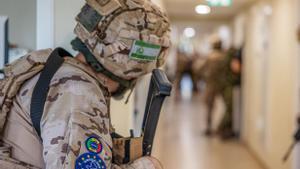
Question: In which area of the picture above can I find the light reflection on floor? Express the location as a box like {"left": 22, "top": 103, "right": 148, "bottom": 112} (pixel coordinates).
{"left": 152, "top": 77, "right": 264, "bottom": 169}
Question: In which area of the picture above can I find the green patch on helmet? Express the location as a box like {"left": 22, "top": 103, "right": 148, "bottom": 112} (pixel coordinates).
{"left": 129, "top": 40, "right": 161, "bottom": 61}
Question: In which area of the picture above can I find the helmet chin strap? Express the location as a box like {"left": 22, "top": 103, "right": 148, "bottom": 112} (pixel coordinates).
{"left": 113, "top": 81, "right": 136, "bottom": 102}
{"left": 71, "top": 38, "right": 136, "bottom": 99}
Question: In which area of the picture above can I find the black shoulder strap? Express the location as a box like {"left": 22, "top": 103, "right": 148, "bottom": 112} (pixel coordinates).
{"left": 30, "top": 48, "right": 72, "bottom": 138}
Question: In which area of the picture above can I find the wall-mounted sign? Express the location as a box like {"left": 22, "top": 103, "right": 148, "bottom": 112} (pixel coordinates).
{"left": 207, "top": 0, "right": 232, "bottom": 7}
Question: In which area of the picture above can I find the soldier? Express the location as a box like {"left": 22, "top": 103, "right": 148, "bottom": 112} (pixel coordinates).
{"left": 201, "top": 37, "right": 241, "bottom": 137}
{"left": 0, "top": 0, "right": 171, "bottom": 168}
{"left": 201, "top": 39, "right": 226, "bottom": 136}
{"left": 175, "top": 49, "right": 199, "bottom": 99}
{"left": 217, "top": 47, "right": 242, "bottom": 139}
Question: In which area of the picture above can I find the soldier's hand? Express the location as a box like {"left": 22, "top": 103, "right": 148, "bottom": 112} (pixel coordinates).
{"left": 143, "top": 156, "right": 163, "bottom": 169}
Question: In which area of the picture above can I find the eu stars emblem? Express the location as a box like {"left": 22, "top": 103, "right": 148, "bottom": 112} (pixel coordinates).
{"left": 75, "top": 153, "right": 106, "bottom": 169}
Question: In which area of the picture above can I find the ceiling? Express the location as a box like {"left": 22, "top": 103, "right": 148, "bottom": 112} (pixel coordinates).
{"left": 162, "top": 0, "right": 256, "bottom": 22}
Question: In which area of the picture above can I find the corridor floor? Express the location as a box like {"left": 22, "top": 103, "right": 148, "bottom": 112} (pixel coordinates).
{"left": 152, "top": 94, "right": 265, "bottom": 169}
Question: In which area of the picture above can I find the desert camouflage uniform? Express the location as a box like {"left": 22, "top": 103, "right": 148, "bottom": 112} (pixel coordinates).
{"left": 0, "top": 49, "right": 161, "bottom": 169}
{"left": 0, "top": 0, "right": 170, "bottom": 168}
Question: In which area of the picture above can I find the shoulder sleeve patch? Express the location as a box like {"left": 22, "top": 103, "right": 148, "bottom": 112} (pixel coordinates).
{"left": 75, "top": 152, "right": 106, "bottom": 169}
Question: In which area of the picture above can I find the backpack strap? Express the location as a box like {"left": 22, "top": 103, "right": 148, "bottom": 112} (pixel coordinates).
{"left": 30, "top": 48, "right": 72, "bottom": 138}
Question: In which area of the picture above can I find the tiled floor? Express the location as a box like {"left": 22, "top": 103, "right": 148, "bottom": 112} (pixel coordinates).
{"left": 152, "top": 94, "right": 264, "bottom": 169}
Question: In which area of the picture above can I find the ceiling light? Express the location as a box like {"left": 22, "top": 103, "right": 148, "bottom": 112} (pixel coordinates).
{"left": 183, "top": 27, "right": 196, "bottom": 38}
{"left": 195, "top": 5, "right": 211, "bottom": 15}
{"left": 207, "top": 0, "right": 232, "bottom": 7}
{"left": 263, "top": 5, "right": 272, "bottom": 15}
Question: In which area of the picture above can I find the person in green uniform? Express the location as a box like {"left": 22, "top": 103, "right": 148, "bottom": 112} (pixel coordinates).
{"left": 202, "top": 39, "right": 241, "bottom": 138}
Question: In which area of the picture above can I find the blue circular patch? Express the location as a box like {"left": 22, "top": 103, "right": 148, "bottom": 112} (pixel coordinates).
{"left": 75, "top": 152, "right": 106, "bottom": 169}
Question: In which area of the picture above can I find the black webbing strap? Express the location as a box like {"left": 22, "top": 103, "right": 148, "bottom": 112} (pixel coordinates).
{"left": 30, "top": 48, "right": 72, "bottom": 138}
{"left": 124, "top": 139, "right": 131, "bottom": 163}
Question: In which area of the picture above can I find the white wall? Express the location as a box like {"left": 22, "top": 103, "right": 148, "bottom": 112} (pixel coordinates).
{"left": 233, "top": 0, "right": 299, "bottom": 168}
{"left": 36, "top": 0, "right": 54, "bottom": 50}
{"left": 232, "top": 13, "right": 246, "bottom": 48}
{"left": 267, "top": 1, "right": 298, "bottom": 168}
{"left": 0, "top": 0, "right": 36, "bottom": 50}
{"left": 53, "top": 0, "right": 84, "bottom": 53}
{"left": 293, "top": 0, "right": 300, "bottom": 168}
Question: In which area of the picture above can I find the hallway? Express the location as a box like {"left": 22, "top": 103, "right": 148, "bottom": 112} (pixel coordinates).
{"left": 0, "top": 0, "right": 299, "bottom": 168}
{"left": 152, "top": 95, "right": 264, "bottom": 169}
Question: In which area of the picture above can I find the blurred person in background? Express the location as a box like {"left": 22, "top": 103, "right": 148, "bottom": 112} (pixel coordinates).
{"left": 192, "top": 52, "right": 207, "bottom": 93}
{"left": 217, "top": 47, "right": 242, "bottom": 139}
{"left": 175, "top": 48, "right": 199, "bottom": 99}
{"left": 201, "top": 38, "right": 226, "bottom": 136}
{"left": 201, "top": 37, "right": 242, "bottom": 138}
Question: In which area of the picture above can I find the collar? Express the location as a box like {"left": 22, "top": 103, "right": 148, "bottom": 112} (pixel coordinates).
{"left": 64, "top": 57, "right": 111, "bottom": 94}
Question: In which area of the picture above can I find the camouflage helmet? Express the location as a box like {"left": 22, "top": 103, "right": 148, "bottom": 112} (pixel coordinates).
{"left": 72, "top": 0, "right": 171, "bottom": 86}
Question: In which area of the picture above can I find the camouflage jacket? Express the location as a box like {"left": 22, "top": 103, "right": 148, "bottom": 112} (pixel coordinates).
{"left": 0, "top": 49, "right": 160, "bottom": 169}
{"left": 201, "top": 50, "right": 235, "bottom": 90}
